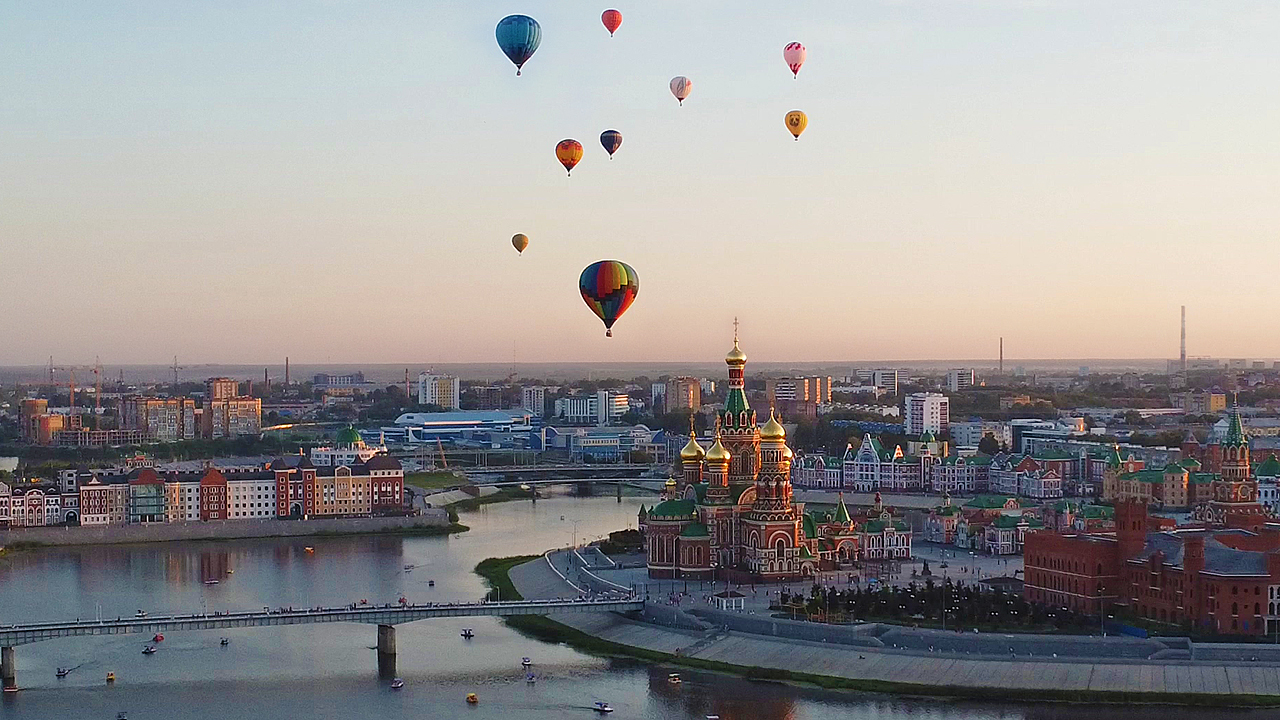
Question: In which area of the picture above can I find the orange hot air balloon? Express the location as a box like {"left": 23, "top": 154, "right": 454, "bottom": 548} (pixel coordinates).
{"left": 556, "top": 139, "right": 583, "bottom": 176}
{"left": 785, "top": 110, "right": 808, "bottom": 140}
{"left": 601, "top": 9, "right": 622, "bottom": 36}
{"left": 512, "top": 234, "right": 529, "bottom": 255}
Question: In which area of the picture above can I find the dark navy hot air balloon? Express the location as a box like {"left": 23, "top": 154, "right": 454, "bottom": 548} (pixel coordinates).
{"left": 600, "top": 130, "right": 622, "bottom": 159}
{"left": 496, "top": 15, "right": 542, "bottom": 76}
{"left": 579, "top": 260, "right": 639, "bottom": 337}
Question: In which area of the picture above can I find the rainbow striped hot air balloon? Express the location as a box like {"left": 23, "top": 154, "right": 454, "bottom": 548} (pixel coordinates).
{"left": 579, "top": 260, "right": 639, "bottom": 337}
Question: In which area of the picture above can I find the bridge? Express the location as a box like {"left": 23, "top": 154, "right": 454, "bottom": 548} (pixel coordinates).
{"left": 0, "top": 597, "right": 643, "bottom": 689}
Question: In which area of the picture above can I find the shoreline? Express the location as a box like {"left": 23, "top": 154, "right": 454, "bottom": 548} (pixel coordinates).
{"left": 0, "top": 515, "right": 467, "bottom": 551}
{"left": 475, "top": 554, "right": 1280, "bottom": 708}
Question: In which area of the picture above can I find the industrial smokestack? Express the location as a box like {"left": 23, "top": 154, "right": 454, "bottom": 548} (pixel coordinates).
{"left": 999, "top": 337, "right": 1004, "bottom": 376}
{"left": 285, "top": 356, "right": 290, "bottom": 385}
{"left": 1180, "top": 305, "right": 1186, "bottom": 374}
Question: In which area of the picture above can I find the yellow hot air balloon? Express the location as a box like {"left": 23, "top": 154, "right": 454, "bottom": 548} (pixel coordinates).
{"left": 512, "top": 233, "right": 529, "bottom": 255}
{"left": 785, "top": 110, "right": 808, "bottom": 141}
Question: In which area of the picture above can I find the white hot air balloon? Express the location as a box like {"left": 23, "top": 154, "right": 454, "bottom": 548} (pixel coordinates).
{"left": 669, "top": 76, "right": 692, "bottom": 106}
{"left": 783, "top": 42, "right": 806, "bottom": 78}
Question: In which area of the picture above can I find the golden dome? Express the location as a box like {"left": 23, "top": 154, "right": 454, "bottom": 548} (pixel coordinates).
{"left": 760, "top": 409, "right": 786, "bottom": 441}
{"left": 704, "top": 436, "right": 731, "bottom": 464}
{"left": 679, "top": 435, "right": 706, "bottom": 461}
{"left": 725, "top": 339, "right": 747, "bottom": 365}
{"left": 782, "top": 444, "right": 794, "bottom": 460}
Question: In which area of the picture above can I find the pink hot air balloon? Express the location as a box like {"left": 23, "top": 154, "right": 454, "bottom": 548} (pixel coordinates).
{"left": 783, "top": 42, "right": 806, "bottom": 79}
{"left": 669, "top": 76, "right": 692, "bottom": 106}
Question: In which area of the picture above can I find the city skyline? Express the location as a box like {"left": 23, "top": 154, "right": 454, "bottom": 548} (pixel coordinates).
{"left": 6, "top": 2, "right": 1280, "bottom": 364}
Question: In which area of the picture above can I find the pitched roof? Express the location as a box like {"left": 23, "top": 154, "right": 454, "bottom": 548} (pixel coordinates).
{"left": 1225, "top": 406, "right": 1248, "bottom": 448}
{"left": 649, "top": 499, "right": 696, "bottom": 519}
{"left": 833, "top": 494, "right": 851, "bottom": 524}
{"left": 1256, "top": 455, "right": 1280, "bottom": 477}
{"left": 679, "top": 523, "right": 710, "bottom": 538}
{"left": 964, "top": 495, "right": 1018, "bottom": 509}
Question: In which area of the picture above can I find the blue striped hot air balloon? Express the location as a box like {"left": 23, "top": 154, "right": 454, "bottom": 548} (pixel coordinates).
{"left": 496, "top": 15, "right": 542, "bottom": 76}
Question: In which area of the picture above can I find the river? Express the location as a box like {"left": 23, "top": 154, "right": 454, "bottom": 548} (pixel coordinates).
{"left": 0, "top": 494, "right": 1269, "bottom": 719}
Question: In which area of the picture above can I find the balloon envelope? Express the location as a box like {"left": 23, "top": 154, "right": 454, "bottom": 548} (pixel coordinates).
{"left": 669, "top": 76, "right": 692, "bottom": 105}
{"left": 512, "top": 233, "right": 529, "bottom": 254}
{"left": 600, "top": 130, "right": 623, "bottom": 158}
{"left": 602, "top": 9, "right": 622, "bottom": 36}
{"left": 556, "top": 139, "right": 583, "bottom": 175}
{"left": 580, "top": 260, "right": 640, "bottom": 337}
{"left": 496, "top": 15, "right": 542, "bottom": 75}
{"left": 783, "top": 42, "right": 807, "bottom": 78}
{"left": 785, "top": 110, "right": 808, "bottom": 140}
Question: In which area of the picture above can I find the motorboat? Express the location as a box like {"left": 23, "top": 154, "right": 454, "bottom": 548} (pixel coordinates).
{"left": 56, "top": 667, "right": 70, "bottom": 678}
{"left": 134, "top": 610, "right": 147, "bottom": 618}
{"left": 404, "top": 564, "right": 416, "bottom": 571}
{"left": 525, "top": 673, "right": 536, "bottom": 684}
{"left": 204, "top": 580, "right": 219, "bottom": 585}
{"left": 106, "top": 672, "right": 116, "bottom": 683}
{"left": 304, "top": 547, "right": 315, "bottom": 554}
{"left": 465, "top": 693, "right": 479, "bottom": 704}
{"left": 521, "top": 657, "right": 532, "bottom": 667}
{"left": 152, "top": 634, "right": 164, "bottom": 642}
{"left": 460, "top": 629, "right": 474, "bottom": 639}
{"left": 706, "top": 716, "right": 721, "bottom": 719}
{"left": 141, "top": 646, "right": 156, "bottom": 655}
{"left": 667, "top": 673, "right": 682, "bottom": 684}
{"left": 116, "top": 713, "right": 128, "bottom": 720}
{"left": 390, "top": 678, "right": 405, "bottom": 690}
{"left": 592, "top": 702, "right": 613, "bottom": 713}
{"left": 220, "top": 638, "right": 229, "bottom": 646}
{"left": 428, "top": 580, "right": 435, "bottom": 587}
{"left": 226, "top": 569, "right": 234, "bottom": 574}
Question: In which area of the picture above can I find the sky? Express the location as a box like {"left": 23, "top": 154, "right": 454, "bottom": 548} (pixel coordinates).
{"left": 3, "top": 1, "right": 1280, "bottom": 366}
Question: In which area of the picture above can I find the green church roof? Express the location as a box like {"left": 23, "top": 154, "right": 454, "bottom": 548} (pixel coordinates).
{"left": 679, "top": 523, "right": 710, "bottom": 538}
{"left": 649, "top": 499, "right": 696, "bottom": 519}
{"left": 833, "top": 495, "right": 851, "bottom": 524}
{"left": 1256, "top": 455, "right": 1280, "bottom": 477}
{"left": 335, "top": 426, "right": 362, "bottom": 445}
{"left": 801, "top": 513, "right": 818, "bottom": 539}
{"left": 1225, "top": 406, "right": 1248, "bottom": 448}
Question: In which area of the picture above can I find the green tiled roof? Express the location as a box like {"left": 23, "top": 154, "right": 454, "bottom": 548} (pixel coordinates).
{"left": 649, "top": 499, "right": 696, "bottom": 519}
{"left": 1191, "top": 472, "right": 1217, "bottom": 485}
{"left": 935, "top": 505, "right": 959, "bottom": 516}
{"left": 679, "top": 523, "right": 710, "bottom": 538}
{"left": 1256, "top": 455, "right": 1280, "bottom": 477}
{"left": 833, "top": 495, "right": 851, "bottom": 524}
{"left": 802, "top": 513, "right": 818, "bottom": 539}
{"left": 1033, "top": 449, "right": 1074, "bottom": 461}
{"left": 1225, "top": 407, "right": 1247, "bottom": 448}
{"left": 1163, "top": 462, "right": 1188, "bottom": 474}
{"left": 1179, "top": 458, "right": 1202, "bottom": 470}
{"left": 799, "top": 545, "right": 816, "bottom": 559}
{"left": 863, "top": 519, "right": 910, "bottom": 533}
{"left": 692, "top": 483, "right": 708, "bottom": 501}
{"left": 992, "top": 515, "right": 1043, "bottom": 529}
{"left": 1082, "top": 505, "right": 1113, "bottom": 519}
{"left": 1106, "top": 446, "right": 1124, "bottom": 468}
{"left": 1120, "top": 469, "right": 1165, "bottom": 483}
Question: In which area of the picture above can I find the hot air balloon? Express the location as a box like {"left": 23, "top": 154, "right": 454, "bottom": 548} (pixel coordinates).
{"left": 496, "top": 15, "right": 541, "bottom": 76}
{"left": 600, "top": 130, "right": 622, "bottom": 159}
{"left": 579, "top": 260, "right": 639, "bottom": 337}
{"left": 785, "top": 110, "right": 808, "bottom": 140}
{"left": 669, "top": 76, "right": 692, "bottom": 106}
{"left": 602, "top": 9, "right": 622, "bottom": 36}
{"left": 783, "top": 42, "right": 806, "bottom": 79}
{"left": 512, "top": 234, "right": 529, "bottom": 255}
{"left": 556, "top": 139, "right": 583, "bottom": 176}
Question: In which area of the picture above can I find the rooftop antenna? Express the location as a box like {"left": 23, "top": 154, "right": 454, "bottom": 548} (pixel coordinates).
{"left": 999, "top": 337, "right": 1003, "bottom": 376}
{"left": 1180, "top": 305, "right": 1187, "bottom": 376}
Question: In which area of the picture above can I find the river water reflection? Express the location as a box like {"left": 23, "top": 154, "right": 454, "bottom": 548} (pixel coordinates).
{"left": 0, "top": 494, "right": 1271, "bottom": 719}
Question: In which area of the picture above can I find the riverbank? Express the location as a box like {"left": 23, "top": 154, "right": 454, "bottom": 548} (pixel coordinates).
{"left": 478, "top": 553, "right": 1280, "bottom": 708}
{"left": 0, "top": 511, "right": 464, "bottom": 548}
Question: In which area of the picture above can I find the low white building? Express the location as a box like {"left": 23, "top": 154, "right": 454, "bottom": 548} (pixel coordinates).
{"left": 228, "top": 477, "right": 277, "bottom": 519}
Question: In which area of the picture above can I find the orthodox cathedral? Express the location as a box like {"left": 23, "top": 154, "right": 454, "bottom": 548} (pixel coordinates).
{"left": 638, "top": 333, "right": 911, "bottom": 580}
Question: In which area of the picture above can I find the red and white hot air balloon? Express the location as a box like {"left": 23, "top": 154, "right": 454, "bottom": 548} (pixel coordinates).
{"left": 601, "top": 9, "right": 622, "bottom": 36}
{"left": 783, "top": 42, "right": 806, "bottom": 79}
{"left": 669, "top": 76, "right": 692, "bottom": 106}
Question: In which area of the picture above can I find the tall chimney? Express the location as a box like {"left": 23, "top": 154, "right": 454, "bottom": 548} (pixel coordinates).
{"left": 999, "top": 337, "right": 1004, "bottom": 376}
{"left": 285, "top": 356, "right": 290, "bottom": 385}
{"left": 1180, "top": 305, "right": 1187, "bottom": 374}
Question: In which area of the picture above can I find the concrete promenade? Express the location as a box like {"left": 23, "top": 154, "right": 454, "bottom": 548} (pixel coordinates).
{"left": 0, "top": 510, "right": 451, "bottom": 547}
{"left": 508, "top": 552, "right": 1280, "bottom": 700}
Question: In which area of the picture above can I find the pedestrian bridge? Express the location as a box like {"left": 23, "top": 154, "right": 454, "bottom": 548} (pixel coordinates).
{"left": 0, "top": 597, "right": 644, "bottom": 647}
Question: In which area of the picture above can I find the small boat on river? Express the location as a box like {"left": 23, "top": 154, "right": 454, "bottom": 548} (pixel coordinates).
{"left": 220, "top": 638, "right": 229, "bottom": 646}
{"left": 390, "top": 678, "right": 405, "bottom": 690}
{"left": 141, "top": 646, "right": 156, "bottom": 655}
{"left": 461, "top": 628, "right": 474, "bottom": 639}
{"left": 106, "top": 672, "right": 116, "bottom": 683}
{"left": 667, "top": 673, "right": 682, "bottom": 685}
{"left": 204, "top": 580, "right": 219, "bottom": 585}
{"left": 56, "top": 667, "right": 70, "bottom": 678}
{"left": 152, "top": 634, "right": 164, "bottom": 642}
{"left": 466, "top": 692, "right": 479, "bottom": 704}
{"left": 134, "top": 610, "right": 147, "bottom": 618}
{"left": 521, "top": 657, "right": 532, "bottom": 667}
{"left": 592, "top": 701, "right": 613, "bottom": 713}
{"left": 526, "top": 673, "right": 536, "bottom": 684}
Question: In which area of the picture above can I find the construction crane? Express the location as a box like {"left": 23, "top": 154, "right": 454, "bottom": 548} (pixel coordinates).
{"left": 171, "top": 356, "right": 186, "bottom": 386}
{"left": 93, "top": 356, "right": 102, "bottom": 414}
{"left": 435, "top": 437, "right": 449, "bottom": 470}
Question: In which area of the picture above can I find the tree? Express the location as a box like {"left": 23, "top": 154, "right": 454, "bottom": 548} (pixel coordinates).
{"left": 977, "top": 433, "right": 1001, "bottom": 455}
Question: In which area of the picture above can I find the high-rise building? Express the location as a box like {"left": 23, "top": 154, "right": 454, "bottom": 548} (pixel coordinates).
{"left": 312, "top": 372, "right": 365, "bottom": 387}
{"left": 904, "top": 392, "right": 949, "bottom": 436}
{"left": 946, "top": 369, "right": 975, "bottom": 392}
{"left": 768, "top": 376, "right": 832, "bottom": 404}
{"left": 857, "top": 369, "right": 899, "bottom": 396}
{"left": 203, "top": 397, "right": 262, "bottom": 438}
{"left": 417, "top": 373, "right": 461, "bottom": 409}
{"left": 664, "top": 377, "right": 701, "bottom": 412}
{"left": 469, "top": 385, "right": 504, "bottom": 410}
{"left": 650, "top": 383, "right": 667, "bottom": 414}
{"left": 521, "top": 386, "right": 548, "bottom": 416}
{"left": 554, "top": 390, "right": 628, "bottom": 425}
{"left": 121, "top": 397, "right": 197, "bottom": 441}
{"left": 206, "top": 377, "right": 239, "bottom": 401}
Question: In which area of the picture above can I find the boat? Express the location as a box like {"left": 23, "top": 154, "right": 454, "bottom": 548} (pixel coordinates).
{"left": 465, "top": 692, "right": 479, "bottom": 704}
{"left": 204, "top": 580, "right": 219, "bottom": 585}
{"left": 460, "top": 629, "right": 474, "bottom": 639}
{"left": 304, "top": 547, "right": 315, "bottom": 554}
{"left": 521, "top": 657, "right": 532, "bottom": 667}
{"left": 428, "top": 580, "right": 435, "bottom": 587}
{"left": 667, "top": 673, "right": 682, "bottom": 684}
{"left": 106, "top": 672, "right": 116, "bottom": 683}
{"left": 592, "top": 701, "right": 613, "bottom": 713}
{"left": 706, "top": 716, "right": 721, "bottom": 719}
{"left": 404, "top": 564, "right": 415, "bottom": 571}
{"left": 56, "top": 667, "right": 70, "bottom": 678}
{"left": 220, "top": 638, "right": 229, "bottom": 646}
{"left": 525, "top": 673, "right": 536, "bottom": 684}
{"left": 117, "top": 713, "right": 128, "bottom": 720}
{"left": 134, "top": 610, "right": 147, "bottom": 618}
{"left": 152, "top": 634, "right": 164, "bottom": 642}
{"left": 226, "top": 569, "right": 234, "bottom": 574}
{"left": 390, "top": 678, "right": 405, "bottom": 690}
{"left": 141, "top": 646, "right": 156, "bottom": 655}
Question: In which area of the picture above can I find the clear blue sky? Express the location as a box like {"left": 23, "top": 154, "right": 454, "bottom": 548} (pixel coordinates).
{"left": 4, "top": 1, "right": 1280, "bottom": 365}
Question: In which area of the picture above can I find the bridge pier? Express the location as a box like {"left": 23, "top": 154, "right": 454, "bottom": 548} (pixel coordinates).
{"left": 1, "top": 646, "right": 15, "bottom": 691}
{"left": 376, "top": 624, "right": 396, "bottom": 678}
{"left": 617, "top": 481, "right": 622, "bottom": 503}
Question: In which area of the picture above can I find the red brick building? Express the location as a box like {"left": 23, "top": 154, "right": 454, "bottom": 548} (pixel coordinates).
{"left": 199, "top": 468, "right": 228, "bottom": 521}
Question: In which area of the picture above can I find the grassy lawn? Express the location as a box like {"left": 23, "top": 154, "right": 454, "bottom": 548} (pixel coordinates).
{"left": 404, "top": 471, "right": 469, "bottom": 492}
